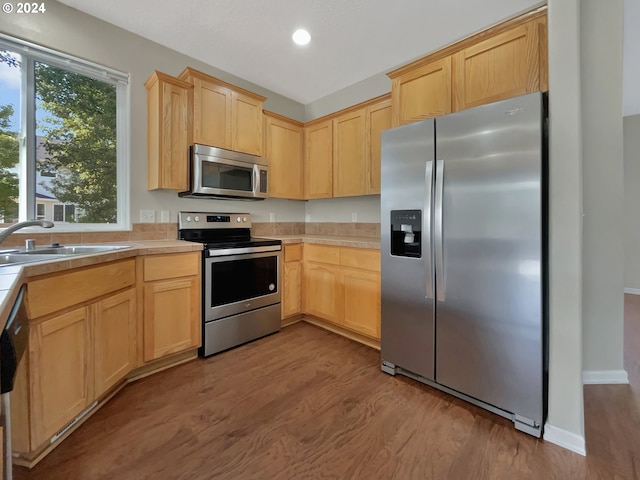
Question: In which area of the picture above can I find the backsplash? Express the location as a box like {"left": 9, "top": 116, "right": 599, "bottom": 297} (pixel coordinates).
{"left": 1, "top": 222, "right": 380, "bottom": 248}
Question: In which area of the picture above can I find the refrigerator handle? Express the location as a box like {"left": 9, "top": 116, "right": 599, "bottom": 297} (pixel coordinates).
{"left": 434, "top": 159, "right": 445, "bottom": 302}
{"left": 425, "top": 160, "right": 434, "bottom": 300}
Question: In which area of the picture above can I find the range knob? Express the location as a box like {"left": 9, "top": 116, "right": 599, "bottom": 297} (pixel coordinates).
{"left": 186, "top": 215, "right": 192, "bottom": 222}
{"left": 243, "top": 216, "right": 248, "bottom": 222}
{"left": 194, "top": 216, "right": 200, "bottom": 222}
{"left": 237, "top": 216, "right": 242, "bottom": 223}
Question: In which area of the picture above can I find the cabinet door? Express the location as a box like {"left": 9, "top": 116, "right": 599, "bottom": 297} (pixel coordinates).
{"left": 341, "top": 269, "right": 381, "bottom": 339}
{"left": 452, "top": 20, "right": 540, "bottom": 111}
{"left": 94, "top": 289, "right": 136, "bottom": 398}
{"left": 143, "top": 277, "right": 201, "bottom": 362}
{"left": 304, "top": 120, "right": 333, "bottom": 199}
{"left": 30, "top": 307, "right": 91, "bottom": 448}
{"left": 283, "top": 261, "right": 303, "bottom": 319}
{"left": 391, "top": 57, "right": 452, "bottom": 127}
{"left": 333, "top": 108, "right": 367, "bottom": 197}
{"left": 304, "top": 263, "right": 341, "bottom": 323}
{"left": 192, "top": 77, "right": 232, "bottom": 149}
{"left": 265, "top": 114, "right": 304, "bottom": 199}
{"left": 366, "top": 98, "right": 392, "bottom": 194}
{"left": 232, "top": 91, "right": 264, "bottom": 156}
{"left": 146, "top": 72, "right": 192, "bottom": 191}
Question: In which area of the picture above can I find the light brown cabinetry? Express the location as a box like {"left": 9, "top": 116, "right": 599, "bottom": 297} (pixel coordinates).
{"left": 304, "top": 119, "right": 333, "bottom": 199}
{"left": 366, "top": 97, "right": 392, "bottom": 194}
{"left": 140, "top": 252, "right": 201, "bottom": 362}
{"left": 333, "top": 107, "right": 367, "bottom": 197}
{"left": 390, "top": 57, "right": 452, "bottom": 127}
{"left": 264, "top": 112, "right": 304, "bottom": 199}
{"left": 452, "top": 19, "right": 541, "bottom": 111}
{"left": 94, "top": 289, "right": 136, "bottom": 398}
{"left": 14, "top": 259, "right": 137, "bottom": 455}
{"left": 145, "top": 71, "right": 192, "bottom": 191}
{"left": 303, "top": 245, "right": 381, "bottom": 340}
{"left": 388, "top": 8, "right": 547, "bottom": 123}
{"left": 29, "top": 307, "right": 92, "bottom": 448}
{"left": 179, "top": 67, "right": 265, "bottom": 156}
{"left": 282, "top": 244, "right": 303, "bottom": 319}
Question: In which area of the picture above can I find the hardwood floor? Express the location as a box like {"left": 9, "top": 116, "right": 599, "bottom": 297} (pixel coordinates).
{"left": 14, "top": 300, "right": 640, "bottom": 480}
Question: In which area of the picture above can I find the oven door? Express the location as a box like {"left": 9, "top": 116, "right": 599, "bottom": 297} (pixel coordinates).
{"left": 204, "top": 249, "right": 281, "bottom": 322}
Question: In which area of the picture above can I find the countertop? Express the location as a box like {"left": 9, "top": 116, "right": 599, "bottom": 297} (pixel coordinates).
{"left": 0, "top": 240, "right": 203, "bottom": 332}
{"left": 265, "top": 234, "right": 380, "bottom": 250}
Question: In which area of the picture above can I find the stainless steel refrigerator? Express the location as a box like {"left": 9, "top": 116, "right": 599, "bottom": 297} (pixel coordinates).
{"left": 380, "top": 92, "right": 547, "bottom": 437}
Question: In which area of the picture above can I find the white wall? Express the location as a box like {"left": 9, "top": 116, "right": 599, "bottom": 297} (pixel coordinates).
{"left": 581, "top": 0, "right": 625, "bottom": 376}
{"left": 624, "top": 114, "right": 640, "bottom": 290}
{"left": 544, "top": 0, "right": 585, "bottom": 453}
{"left": 1, "top": 0, "right": 307, "bottom": 224}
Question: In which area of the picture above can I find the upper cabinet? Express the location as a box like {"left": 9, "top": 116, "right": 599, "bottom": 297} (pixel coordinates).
{"left": 145, "top": 71, "right": 192, "bottom": 191}
{"left": 264, "top": 112, "right": 304, "bottom": 199}
{"left": 452, "top": 19, "right": 541, "bottom": 111}
{"left": 179, "top": 67, "right": 265, "bottom": 156}
{"left": 333, "top": 107, "right": 367, "bottom": 197}
{"left": 304, "top": 119, "right": 334, "bottom": 199}
{"left": 390, "top": 57, "right": 452, "bottom": 127}
{"left": 388, "top": 8, "right": 547, "bottom": 124}
{"left": 365, "top": 97, "right": 392, "bottom": 194}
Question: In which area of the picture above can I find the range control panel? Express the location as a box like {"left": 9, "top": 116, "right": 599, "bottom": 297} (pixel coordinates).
{"left": 178, "top": 212, "right": 252, "bottom": 229}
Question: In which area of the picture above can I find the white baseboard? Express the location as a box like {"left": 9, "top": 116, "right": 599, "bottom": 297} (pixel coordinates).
{"left": 543, "top": 424, "right": 586, "bottom": 456}
{"left": 624, "top": 287, "right": 640, "bottom": 295}
{"left": 582, "top": 370, "right": 629, "bottom": 384}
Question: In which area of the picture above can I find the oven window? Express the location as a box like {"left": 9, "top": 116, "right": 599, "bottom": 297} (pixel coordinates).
{"left": 210, "top": 255, "right": 278, "bottom": 307}
{"left": 202, "top": 162, "right": 253, "bottom": 192}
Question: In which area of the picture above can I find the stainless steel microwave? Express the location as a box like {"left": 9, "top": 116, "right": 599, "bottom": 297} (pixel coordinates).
{"left": 179, "top": 144, "right": 269, "bottom": 200}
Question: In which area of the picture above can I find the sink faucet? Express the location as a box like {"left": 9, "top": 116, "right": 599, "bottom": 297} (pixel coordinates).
{"left": 0, "top": 220, "right": 54, "bottom": 246}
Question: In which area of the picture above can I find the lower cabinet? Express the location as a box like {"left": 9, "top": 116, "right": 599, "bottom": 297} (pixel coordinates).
{"left": 23, "top": 285, "right": 137, "bottom": 451}
{"left": 282, "top": 244, "right": 303, "bottom": 320}
{"left": 140, "top": 252, "right": 201, "bottom": 362}
{"left": 302, "top": 245, "right": 381, "bottom": 340}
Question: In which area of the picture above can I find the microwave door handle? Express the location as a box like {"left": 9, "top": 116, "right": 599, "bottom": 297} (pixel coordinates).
{"left": 252, "top": 164, "right": 260, "bottom": 197}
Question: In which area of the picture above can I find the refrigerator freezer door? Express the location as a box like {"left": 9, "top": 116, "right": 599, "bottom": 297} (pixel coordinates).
{"left": 434, "top": 92, "right": 544, "bottom": 425}
{"left": 381, "top": 119, "right": 436, "bottom": 381}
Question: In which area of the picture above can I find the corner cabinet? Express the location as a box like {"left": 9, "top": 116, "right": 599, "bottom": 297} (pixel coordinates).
{"left": 12, "top": 259, "right": 136, "bottom": 454}
{"left": 303, "top": 245, "right": 381, "bottom": 340}
{"left": 365, "top": 96, "right": 392, "bottom": 194}
{"left": 264, "top": 112, "right": 304, "bottom": 199}
{"left": 333, "top": 107, "right": 367, "bottom": 197}
{"left": 140, "top": 252, "right": 201, "bottom": 362}
{"left": 179, "top": 67, "right": 265, "bottom": 156}
{"left": 145, "top": 71, "right": 193, "bottom": 191}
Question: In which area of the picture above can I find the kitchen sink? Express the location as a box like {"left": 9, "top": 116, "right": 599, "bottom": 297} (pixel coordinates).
{"left": 0, "top": 245, "right": 131, "bottom": 267}
{"left": 0, "top": 254, "right": 61, "bottom": 266}
{"left": 20, "top": 245, "right": 131, "bottom": 255}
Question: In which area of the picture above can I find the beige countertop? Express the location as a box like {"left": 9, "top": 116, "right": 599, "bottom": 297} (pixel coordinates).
{"left": 0, "top": 240, "right": 203, "bottom": 331}
{"left": 266, "top": 234, "right": 380, "bottom": 250}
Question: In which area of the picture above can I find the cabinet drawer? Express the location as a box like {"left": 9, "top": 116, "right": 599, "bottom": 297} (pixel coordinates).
{"left": 28, "top": 259, "right": 135, "bottom": 319}
{"left": 304, "top": 244, "right": 340, "bottom": 265}
{"left": 284, "top": 244, "right": 303, "bottom": 262}
{"left": 143, "top": 252, "right": 200, "bottom": 281}
{"left": 340, "top": 248, "right": 380, "bottom": 272}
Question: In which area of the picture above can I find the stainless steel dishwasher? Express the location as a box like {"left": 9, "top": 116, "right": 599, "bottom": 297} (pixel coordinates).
{"left": 1, "top": 285, "right": 29, "bottom": 480}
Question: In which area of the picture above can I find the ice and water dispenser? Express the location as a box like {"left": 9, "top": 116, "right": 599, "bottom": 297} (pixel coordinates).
{"left": 390, "top": 210, "right": 422, "bottom": 258}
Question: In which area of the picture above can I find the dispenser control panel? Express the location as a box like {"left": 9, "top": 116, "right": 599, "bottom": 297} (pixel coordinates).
{"left": 390, "top": 209, "right": 422, "bottom": 258}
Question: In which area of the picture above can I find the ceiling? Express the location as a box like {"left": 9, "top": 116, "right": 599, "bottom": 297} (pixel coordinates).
{"left": 58, "top": 0, "right": 638, "bottom": 115}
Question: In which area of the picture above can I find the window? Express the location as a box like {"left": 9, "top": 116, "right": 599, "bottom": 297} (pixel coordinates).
{"left": 0, "top": 34, "right": 129, "bottom": 230}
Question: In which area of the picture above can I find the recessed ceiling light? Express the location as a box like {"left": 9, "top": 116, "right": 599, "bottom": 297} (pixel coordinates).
{"left": 292, "top": 29, "right": 311, "bottom": 46}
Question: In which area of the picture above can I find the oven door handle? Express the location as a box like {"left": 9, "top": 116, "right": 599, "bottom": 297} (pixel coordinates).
{"left": 206, "top": 245, "right": 282, "bottom": 257}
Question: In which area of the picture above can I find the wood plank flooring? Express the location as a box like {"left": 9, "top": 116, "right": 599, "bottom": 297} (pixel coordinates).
{"left": 14, "top": 297, "right": 640, "bottom": 479}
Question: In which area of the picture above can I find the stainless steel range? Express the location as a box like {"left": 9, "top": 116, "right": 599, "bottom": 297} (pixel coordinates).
{"left": 178, "top": 212, "right": 282, "bottom": 357}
